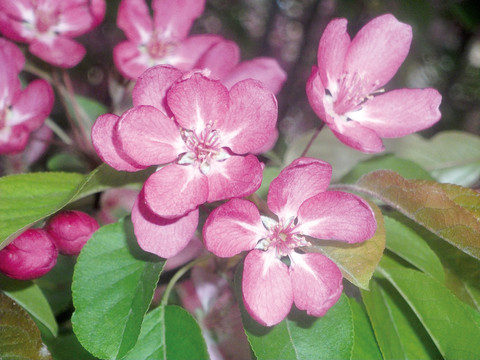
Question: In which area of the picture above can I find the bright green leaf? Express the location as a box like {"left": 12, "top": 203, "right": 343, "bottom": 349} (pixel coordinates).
{"left": 308, "top": 201, "right": 386, "bottom": 289}
{"left": 349, "top": 298, "right": 382, "bottom": 360}
{"left": 377, "top": 256, "right": 480, "bottom": 359}
{"left": 384, "top": 216, "right": 445, "bottom": 282}
{"left": 0, "top": 292, "right": 52, "bottom": 360}
{"left": 123, "top": 305, "right": 209, "bottom": 360}
{"left": 71, "top": 218, "right": 165, "bottom": 360}
{"left": 0, "top": 274, "right": 58, "bottom": 337}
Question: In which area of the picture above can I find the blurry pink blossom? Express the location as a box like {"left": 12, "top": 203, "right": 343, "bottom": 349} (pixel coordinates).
{"left": 114, "top": 0, "right": 222, "bottom": 79}
{"left": 203, "top": 157, "right": 377, "bottom": 326}
{"left": 0, "top": 229, "right": 58, "bottom": 280}
{"left": 0, "top": 0, "right": 106, "bottom": 68}
{"left": 306, "top": 14, "right": 442, "bottom": 153}
{"left": 0, "top": 39, "right": 54, "bottom": 154}
{"left": 92, "top": 65, "right": 277, "bottom": 258}
{"left": 98, "top": 188, "right": 140, "bottom": 224}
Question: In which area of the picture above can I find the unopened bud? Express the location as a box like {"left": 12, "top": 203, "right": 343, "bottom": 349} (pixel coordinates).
{"left": 0, "top": 229, "right": 58, "bottom": 280}
{"left": 46, "top": 211, "right": 99, "bottom": 255}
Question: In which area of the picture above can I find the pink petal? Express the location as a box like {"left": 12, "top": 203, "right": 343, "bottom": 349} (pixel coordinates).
{"left": 0, "top": 125, "right": 29, "bottom": 154}
{"left": 116, "top": 105, "right": 184, "bottom": 167}
{"left": 91, "top": 113, "right": 145, "bottom": 171}
{"left": 222, "top": 57, "right": 287, "bottom": 94}
{"left": 345, "top": 14, "right": 412, "bottom": 91}
{"left": 317, "top": 18, "right": 350, "bottom": 91}
{"left": 0, "top": 14, "right": 30, "bottom": 42}
{"left": 152, "top": 0, "right": 205, "bottom": 40}
{"left": 167, "top": 73, "right": 229, "bottom": 131}
{"left": 290, "top": 252, "right": 343, "bottom": 317}
{"left": 132, "top": 191, "right": 199, "bottom": 258}
{"left": 89, "top": 0, "right": 106, "bottom": 28}
{"left": 194, "top": 39, "right": 240, "bottom": 81}
{"left": 252, "top": 127, "right": 278, "bottom": 155}
{"left": 144, "top": 164, "right": 208, "bottom": 218}
{"left": 132, "top": 65, "right": 183, "bottom": 111}
{"left": 203, "top": 198, "right": 265, "bottom": 258}
{"left": 242, "top": 250, "right": 293, "bottom": 326}
{"left": 220, "top": 79, "right": 278, "bottom": 154}
{"left": 170, "top": 34, "right": 224, "bottom": 71}
{"left": 0, "top": 38, "right": 25, "bottom": 72}
{"left": 113, "top": 41, "right": 149, "bottom": 80}
{"left": 206, "top": 155, "right": 264, "bottom": 203}
{"left": 117, "top": 0, "right": 152, "bottom": 44}
{"left": 306, "top": 67, "right": 327, "bottom": 122}
{"left": 348, "top": 88, "right": 442, "bottom": 138}
{"left": 29, "top": 37, "right": 86, "bottom": 68}
{"left": 0, "top": 50, "right": 21, "bottom": 105}
{"left": 267, "top": 158, "right": 332, "bottom": 220}
{"left": 10, "top": 79, "right": 54, "bottom": 131}
{"left": 297, "top": 191, "right": 376, "bottom": 243}
{"left": 329, "top": 120, "right": 384, "bottom": 153}
{"left": 164, "top": 236, "right": 205, "bottom": 271}
{"left": 55, "top": 4, "right": 94, "bottom": 37}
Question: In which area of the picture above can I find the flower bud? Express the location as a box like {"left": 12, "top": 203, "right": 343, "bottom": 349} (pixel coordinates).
{"left": 46, "top": 211, "right": 99, "bottom": 255}
{"left": 0, "top": 229, "right": 58, "bottom": 280}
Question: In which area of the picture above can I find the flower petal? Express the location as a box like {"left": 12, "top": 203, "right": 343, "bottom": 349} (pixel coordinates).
{"left": 242, "top": 250, "right": 293, "bottom": 326}
{"left": 91, "top": 113, "right": 145, "bottom": 171}
{"left": 117, "top": 0, "right": 152, "bottom": 44}
{"left": 348, "top": 88, "right": 442, "bottom": 138}
{"left": 113, "top": 41, "right": 150, "bottom": 80}
{"left": 0, "top": 38, "right": 25, "bottom": 72}
{"left": 345, "top": 14, "right": 412, "bottom": 91}
{"left": 206, "top": 154, "right": 263, "bottom": 203}
{"left": 194, "top": 39, "right": 240, "bottom": 81}
{"left": 132, "top": 65, "right": 183, "bottom": 111}
{"left": 29, "top": 37, "right": 86, "bottom": 68}
{"left": 297, "top": 191, "right": 376, "bottom": 243}
{"left": 0, "top": 125, "right": 29, "bottom": 154}
{"left": 169, "top": 34, "right": 223, "bottom": 71}
{"left": 54, "top": 3, "right": 95, "bottom": 37}
{"left": 167, "top": 73, "right": 229, "bottom": 131}
{"left": 290, "top": 252, "right": 343, "bottom": 317}
{"left": 132, "top": 191, "right": 198, "bottom": 258}
{"left": 222, "top": 57, "right": 287, "bottom": 94}
{"left": 306, "top": 67, "right": 327, "bottom": 122}
{"left": 220, "top": 79, "right": 278, "bottom": 154}
{"left": 152, "top": 0, "right": 205, "bottom": 40}
{"left": 267, "top": 158, "right": 332, "bottom": 220}
{"left": 203, "top": 198, "right": 265, "bottom": 258}
{"left": 144, "top": 164, "right": 208, "bottom": 218}
{"left": 116, "top": 105, "right": 184, "bottom": 166}
{"left": 329, "top": 119, "right": 384, "bottom": 153}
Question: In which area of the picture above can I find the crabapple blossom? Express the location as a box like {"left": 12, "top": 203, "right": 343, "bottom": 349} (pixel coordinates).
{"left": 306, "top": 14, "right": 442, "bottom": 153}
{"left": 92, "top": 65, "right": 278, "bottom": 258}
{"left": 0, "top": 229, "right": 58, "bottom": 280}
{"left": 114, "top": 0, "right": 222, "bottom": 79}
{"left": 45, "top": 211, "right": 99, "bottom": 255}
{"left": 0, "top": 0, "right": 106, "bottom": 68}
{"left": 203, "top": 157, "right": 377, "bottom": 326}
{"left": 0, "top": 39, "right": 54, "bottom": 154}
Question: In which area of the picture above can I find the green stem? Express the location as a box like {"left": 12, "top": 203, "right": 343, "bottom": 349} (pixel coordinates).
{"left": 300, "top": 122, "right": 325, "bottom": 157}
{"left": 45, "top": 118, "right": 73, "bottom": 145}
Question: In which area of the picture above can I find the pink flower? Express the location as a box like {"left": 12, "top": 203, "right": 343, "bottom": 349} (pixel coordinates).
{"left": 306, "top": 14, "right": 442, "bottom": 153}
{"left": 0, "top": 229, "right": 58, "bottom": 280}
{"left": 203, "top": 157, "right": 377, "bottom": 326}
{"left": 114, "top": 0, "right": 222, "bottom": 79}
{"left": 92, "top": 65, "right": 278, "bottom": 258}
{"left": 0, "top": 39, "right": 54, "bottom": 154}
{"left": 0, "top": 0, "right": 106, "bottom": 68}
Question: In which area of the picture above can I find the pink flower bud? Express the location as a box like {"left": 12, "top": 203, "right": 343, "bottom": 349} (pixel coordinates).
{"left": 0, "top": 229, "right": 58, "bottom": 280}
{"left": 46, "top": 211, "right": 99, "bottom": 256}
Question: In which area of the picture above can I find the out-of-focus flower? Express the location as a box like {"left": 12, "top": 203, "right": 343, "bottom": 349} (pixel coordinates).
{"left": 0, "top": 229, "right": 58, "bottom": 280}
{"left": 203, "top": 157, "right": 377, "bottom": 326}
{"left": 0, "top": 0, "right": 106, "bottom": 68}
{"left": 98, "top": 188, "right": 140, "bottom": 224}
{"left": 45, "top": 210, "right": 99, "bottom": 255}
{"left": 114, "top": 0, "right": 222, "bottom": 79}
{"left": 92, "top": 65, "right": 277, "bottom": 258}
{"left": 306, "top": 14, "right": 442, "bottom": 153}
{"left": 0, "top": 39, "right": 54, "bottom": 154}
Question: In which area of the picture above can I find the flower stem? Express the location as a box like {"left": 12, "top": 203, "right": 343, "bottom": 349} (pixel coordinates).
{"left": 300, "top": 122, "right": 325, "bottom": 157}
{"left": 45, "top": 118, "right": 73, "bottom": 145}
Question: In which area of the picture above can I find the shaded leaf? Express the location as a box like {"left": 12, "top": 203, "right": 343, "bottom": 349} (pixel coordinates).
{"left": 46, "top": 332, "right": 98, "bottom": 360}
{"left": 71, "top": 218, "right": 165, "bottom": 360}
{"left": 123, "top": 305, "right": 209, "bottom": 360}
{"left": 0, "top": 292, "right": 52, "bottom": 360}
{"left": 349, "top": 298, "right": 382, "bottom": 360}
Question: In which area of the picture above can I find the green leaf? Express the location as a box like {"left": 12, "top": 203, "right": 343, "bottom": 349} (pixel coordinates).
{"left": 385, "top": 131, "right": 480, "bottom": 186}
{"left": 242, "top": 293, "right": 354, "bottom": 360}
{"left": 354, "top": 170, "right": 480, "bottom": 259}
{"left": 71, "top": 218, "right": 165, "bottom": 360}
{"left": 0, "top": 274, "right": 58, "bottom": 337}
{"left": 0, "top": 292, "right": 52, "bottom": 360}
{"left": 384, "top": 216, "right": 445, "bottom": 282}
{"left": 45, "top": 332, "right": 98, "bottom": 360}
{"left": 256, "top": 166, "right": 281, "bottom": 199}
{"left": 377, "top": 256, "right": 480, "bottom": 359}
{"left": 123, "top": 305, "right": 209, "bottom": 360}
{"left": 47, "top": 153, "right": 88, "bottom": 173}
{"left": 361, "top": 277, "right": 441, "bottom": 360}
{"left": 341, "top": 154, "right": 433, "bottom": 183}
{"left": 349, "top": 298, "right": 382, "bottom": 360}
{"left": 76, "top": 95, "right": 108, "bottom": 125}
{"left": 308, "top": 201, "right": 386, "bottom": 289}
